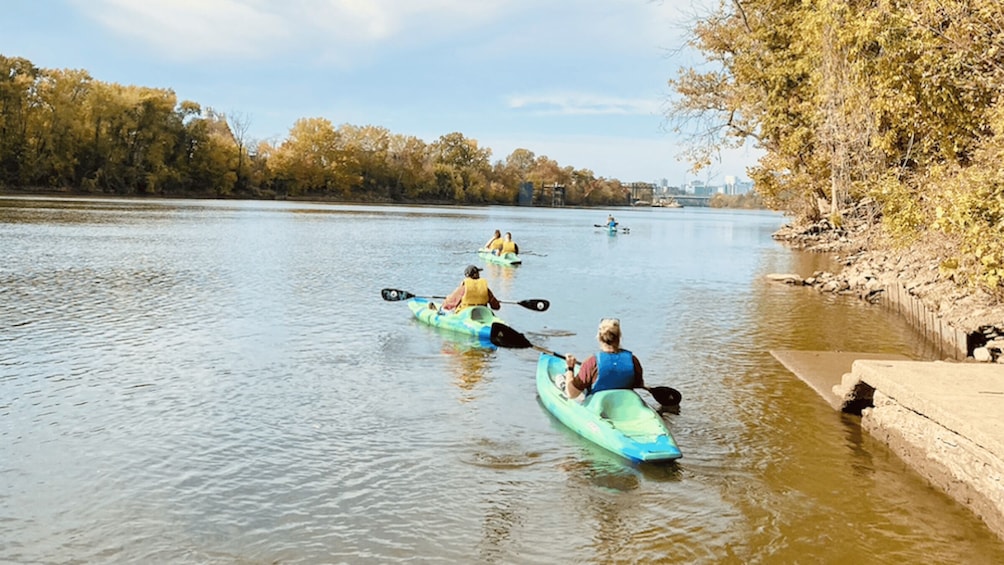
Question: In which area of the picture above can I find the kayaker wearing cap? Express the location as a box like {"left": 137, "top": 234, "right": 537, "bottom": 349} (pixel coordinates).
{"left": 442, "top": 265, "right": 501, "bottom": 312}
{"left": 563, "top": 318, "right": 644, "bottom": 400}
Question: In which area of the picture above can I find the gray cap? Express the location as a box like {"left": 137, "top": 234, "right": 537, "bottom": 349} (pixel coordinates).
{"left": 464, "top": 265, "right": 482, "bottom": 277}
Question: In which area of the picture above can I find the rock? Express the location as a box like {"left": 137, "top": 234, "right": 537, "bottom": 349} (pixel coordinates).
{"left": 767, "top": 273, "right": 804, "bottom": 285}
{"left": 973, "top": 347, "right": 993, "bottom": 362}
{"left": 772, "top": 217, "right": 1004, "bottom": 360}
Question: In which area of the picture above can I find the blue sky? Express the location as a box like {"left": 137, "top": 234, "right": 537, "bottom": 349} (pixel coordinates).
{"left": 3, "top": 0, "right": 759, "bottom": 185}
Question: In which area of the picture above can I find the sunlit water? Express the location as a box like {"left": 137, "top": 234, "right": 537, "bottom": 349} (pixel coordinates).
{"left": 2, "top": 196, "right": 1002, "bottom": 564}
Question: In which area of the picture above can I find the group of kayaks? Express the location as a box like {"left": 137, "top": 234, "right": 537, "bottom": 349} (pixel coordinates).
{"left": 380, "top": 234, "right": 681, "bottom": 464}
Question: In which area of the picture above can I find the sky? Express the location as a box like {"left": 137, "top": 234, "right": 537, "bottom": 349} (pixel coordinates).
{"left": 2, "top": 0, "right": 760, "bottom": 185}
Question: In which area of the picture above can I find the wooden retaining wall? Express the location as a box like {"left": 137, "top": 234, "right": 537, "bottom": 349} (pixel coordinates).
{"left": 880, "top": 284, "right": 970, "bottom": 360}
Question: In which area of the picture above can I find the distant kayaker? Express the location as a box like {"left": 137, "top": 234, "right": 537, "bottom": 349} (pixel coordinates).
{"left": 483, "top": 229, "right": 503, "bottom": 252}
{"left": 606, "top": 214, "right": 617, "bottom": 228}
{"left": 442, "top": 265, "right": 501, "bottom": 312}
{"left": 563, "top": 318, "right": 644, "bottom": 400}
{"left": 499, "top": 232, "right": 519, "bottom": 256}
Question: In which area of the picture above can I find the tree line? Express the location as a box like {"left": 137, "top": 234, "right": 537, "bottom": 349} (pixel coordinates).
{"left": 0, "top": 55, "right": 634, "bottom": 206}
{"left": 671, "top": 0, "right": 1004, "bottom": 294}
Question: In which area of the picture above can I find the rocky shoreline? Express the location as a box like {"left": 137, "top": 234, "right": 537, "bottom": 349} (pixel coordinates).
{"left": 769, "top": 218, "right": 1004, "bottom": 362}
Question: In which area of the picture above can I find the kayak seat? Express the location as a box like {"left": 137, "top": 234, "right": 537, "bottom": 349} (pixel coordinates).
{"left": 467, "top": 306, "right": 493, "bottom": 323}
{"left": 591, "top": 390, "right": 645, "bottom": 420}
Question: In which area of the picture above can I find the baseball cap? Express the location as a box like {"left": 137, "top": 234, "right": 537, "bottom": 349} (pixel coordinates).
{"left": 464, "top": 265, "right": 482, "bottom": 277}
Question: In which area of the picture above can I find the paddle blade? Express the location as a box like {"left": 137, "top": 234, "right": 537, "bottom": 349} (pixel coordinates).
{"left": 647, "top": 386, "right": 682, "bottom": 407}
{"left": 489, "top": 323, "right": 533, "bottom": 349}
{"left": 517, "top": 298, "right": 550, "bottom": 312}
{"left": 381, "top": 288, "right": 416, "bottom": 301}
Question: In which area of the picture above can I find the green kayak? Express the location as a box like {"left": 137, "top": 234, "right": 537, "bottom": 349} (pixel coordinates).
{"left": 536, "top": 353, "right": 682, "bottom": 462}
{"left": 406, "top": 296, "right": 502, "bottom": 343}
{"left": 478, "top": 248, "right": 521, "bottom": 266}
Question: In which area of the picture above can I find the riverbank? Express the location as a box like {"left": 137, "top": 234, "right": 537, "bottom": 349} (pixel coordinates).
{"left": 770, "top": 218, "right": 1004, "bottom": 541}
{"left": 773, "top": 350, "right": 1004, "bottom": 541}
{"left": 771, "top": 217, "right": 1004, "bottom": 361}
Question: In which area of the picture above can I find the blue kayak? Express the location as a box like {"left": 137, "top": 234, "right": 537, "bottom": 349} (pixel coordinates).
{"left": 406, "top": 297, "right": 504, "bottom": 342}
{"left": 536, "top": 353, "right": 682, "bottom": 462}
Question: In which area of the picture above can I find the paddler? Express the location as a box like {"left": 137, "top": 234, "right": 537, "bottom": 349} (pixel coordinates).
{"left": 499, "top": 232, "right": 519, "bottom": 256}
{"left": 563, "top": 318, "right": 644, "bottom": 400}
{"left": 442, "top": 265, "right": 501, "bottom": 312}
{"left": 483, "top": 229, "right": 503, "bottom": 252}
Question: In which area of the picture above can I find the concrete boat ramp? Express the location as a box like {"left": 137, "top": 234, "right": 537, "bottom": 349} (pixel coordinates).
{"left": 772, "top": 350, "right": 1004, "bottom": 540}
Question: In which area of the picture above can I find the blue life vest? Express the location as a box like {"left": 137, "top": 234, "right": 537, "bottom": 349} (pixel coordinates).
{"left": 591, "top": 350, "right": 635, "bottom": 393}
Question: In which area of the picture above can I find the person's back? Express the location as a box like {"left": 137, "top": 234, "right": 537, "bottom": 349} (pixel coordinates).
{"left": 591, "top": 349, "right": 636, "bottom": 393}
{"left": 563, "top": 319, "right": 643, "bottom": 399}
{"left": 459, "top": 276, "right": 490, "bottom": 309}
{"left": 484, "top": 229, "right": 502, "bottom": 251}
{"left": 500, "top": 232, "right": 518, "bottom": 255}
{"left": 443, "top": 265, "right": 501, "bottom": 312}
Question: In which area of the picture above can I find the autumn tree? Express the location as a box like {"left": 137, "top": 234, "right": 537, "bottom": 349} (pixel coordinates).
{"left": 429, "top": 132, "right": 492, "bottom": 202}
{"left": 270, "top": 117, "right": 358, "bottom": 197}
{"left": 672, "top": 0, "right": 1004, "bottom": 294}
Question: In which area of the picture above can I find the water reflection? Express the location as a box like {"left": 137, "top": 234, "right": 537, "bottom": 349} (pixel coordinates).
{"left": 407, "top": 319, "right": 495, "bottom": 395}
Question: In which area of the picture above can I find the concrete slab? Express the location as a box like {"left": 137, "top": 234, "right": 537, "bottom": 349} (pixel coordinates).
{"left": 770, "top": 350, "right": 911, "bottom": 410}
{"left": 854, "top": 360, "right": 1004, "bottom": 462}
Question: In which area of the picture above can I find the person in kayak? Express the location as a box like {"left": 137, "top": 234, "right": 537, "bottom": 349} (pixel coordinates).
{"left": 442, "top": 265, "right": 501, "bottom": 312}
{"left": 483, "top": 229, "right": 503, "bottom": 252}
{"left": 499, "top": 232, "right": 519, "bottom": 256}
{"left": 563, "top": 318, "right": 643, "bottom": 400}
{"left": 606, "top": 214, "right": 617, "bottom": 228}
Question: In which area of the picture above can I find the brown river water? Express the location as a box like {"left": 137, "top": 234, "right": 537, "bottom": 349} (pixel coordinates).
{"left": 2, "top": 196, "right": 1002, "bottom": 563}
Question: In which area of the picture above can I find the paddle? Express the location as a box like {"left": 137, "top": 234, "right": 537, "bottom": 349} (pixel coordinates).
{"left": 593, "top": 224, "right": 630, "bottom": 233}
{"left": 489, "top": 323, "right": 682, "bottom": 407}
{"left": 380, "top": 288, "right": 550, "bottom": 312}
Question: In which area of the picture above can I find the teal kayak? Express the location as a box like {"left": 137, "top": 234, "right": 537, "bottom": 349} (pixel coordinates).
{"left": 406, "top": 297, "right": 503, "bottom": 342}
{"left": 536, "top": 353, "right": 682, "bottom": 462}
{"left": 478, "top": 248, "right": 521, "bottom": 266}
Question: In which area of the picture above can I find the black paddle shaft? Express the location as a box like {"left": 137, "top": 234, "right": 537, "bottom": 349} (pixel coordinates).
{"left": 381, "top": 288, "right": 549, "bottom": 311}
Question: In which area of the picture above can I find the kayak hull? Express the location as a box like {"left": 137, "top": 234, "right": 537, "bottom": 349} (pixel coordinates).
{"left": 478, "top": 248, "right": 521, "bottom": 266}
{"left": 535, "top": 353, "right": 682, "bottom": 462}
{"left": 406, "top": 297, "right": 501, "bottom": 342}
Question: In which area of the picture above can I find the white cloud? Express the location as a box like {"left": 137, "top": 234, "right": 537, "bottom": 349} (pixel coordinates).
{"left": 507, "top": 92, "right": 662, "bottom": 116}
{"left": 72, "top": 0, "right": 515, "bottom": 63}
{"left": 77, "top": 0, "right": 289, "bottom": 59}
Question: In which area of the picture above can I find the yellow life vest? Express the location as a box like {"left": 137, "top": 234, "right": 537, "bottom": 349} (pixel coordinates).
{"left": 459, "top": 277, "right": 489, "bottom": 310}
{"left": 501, "top": 240, "right": 517, "bottom": 255}
{"left": 489, "top": 238, "right": 504, "bottom": 251}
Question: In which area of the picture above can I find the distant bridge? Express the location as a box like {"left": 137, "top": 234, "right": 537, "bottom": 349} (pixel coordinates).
{"left": 670, "top": 195, "right": 712, "bottom": 207}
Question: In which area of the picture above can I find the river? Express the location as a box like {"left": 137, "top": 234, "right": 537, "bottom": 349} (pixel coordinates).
{"left": 2, "top": 196, "right": 1002, "bottom": 564}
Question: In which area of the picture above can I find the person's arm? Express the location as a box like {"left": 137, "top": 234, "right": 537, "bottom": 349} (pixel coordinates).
{"left": 442, "top": 283, "right": 464, "bottom": 310}
{"left": 514, "top": 243, "right": 519, "bottom": 255}
{"left": 487, "top": 289, "right": 501, "bottom": 310}
{"left": 565, "top": 355, "right": 597, "bottom": 399}
{"left": 564, "top": 354, "right": 581, "bottom": 398}
{"left": 632, "top": 355, "right": 644, "bottom": 388}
